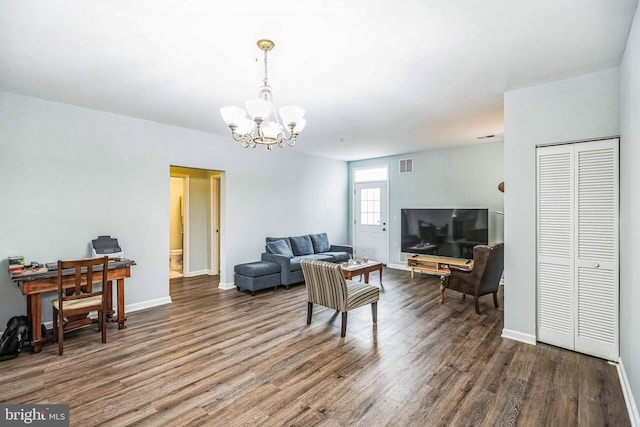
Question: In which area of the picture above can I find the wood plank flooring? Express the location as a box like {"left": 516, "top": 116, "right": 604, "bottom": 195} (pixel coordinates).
{"left": 0, "top": 267, "right": 630, "bottom": 426}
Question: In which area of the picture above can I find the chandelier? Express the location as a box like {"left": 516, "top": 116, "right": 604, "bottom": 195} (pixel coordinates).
{"left": 220, "top": 39, "right": 306, "bottom": 149}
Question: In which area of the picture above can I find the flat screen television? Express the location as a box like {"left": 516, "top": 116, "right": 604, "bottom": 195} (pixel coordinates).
{"left": 401, "top": 208, "right": 489, "bottom": 259}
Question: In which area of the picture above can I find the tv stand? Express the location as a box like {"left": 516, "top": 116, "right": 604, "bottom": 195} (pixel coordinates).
{"left": 406, "top": 255, "right": 473, "bottom": 278}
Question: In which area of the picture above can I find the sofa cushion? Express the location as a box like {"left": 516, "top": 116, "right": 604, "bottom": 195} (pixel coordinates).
{"left": 266, "top": 239, "right": 294, "bottom": 258}
{"left": 322, "top": 251, "right": 350, "bottom": 262}
{"left": 310, "top": 233, "right": 331, "bottom": 253}
{"left": 266, "top": 237, "right": 292, "bottom": 252}
{"left": 290, "top": 235, "right": 314, "bottom": 256}
{"left": 290, "top": 254, "right": 334, "bottom": 271}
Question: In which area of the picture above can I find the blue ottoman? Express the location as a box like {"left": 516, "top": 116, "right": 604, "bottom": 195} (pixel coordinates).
{"left": 234, "top": 261, "right": 281, "bottom": 296}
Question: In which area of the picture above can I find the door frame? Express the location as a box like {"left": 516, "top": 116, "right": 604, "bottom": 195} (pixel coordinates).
{"left": 352, "top": 165, "right": 389, "bottom": 264}
{"left": 170, "top": 173, "right": 190, "bottom": 277}
{"left": 209, "top": 174, "right": 220, "bottom": 275}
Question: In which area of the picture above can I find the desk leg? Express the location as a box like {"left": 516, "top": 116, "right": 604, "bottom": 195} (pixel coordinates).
{"left": 105, "top": 280, "right": 115, "bottom": 320}
{"left": 117, "top": 278, "right": 126, "bottom": 329}
{"left": 27, "top": 294, "right": 44, "bottom": 353}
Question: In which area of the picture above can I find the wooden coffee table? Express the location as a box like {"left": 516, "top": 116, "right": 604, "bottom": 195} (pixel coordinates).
{"left": 340, "top": 260, "right": 383, "bottom": 285}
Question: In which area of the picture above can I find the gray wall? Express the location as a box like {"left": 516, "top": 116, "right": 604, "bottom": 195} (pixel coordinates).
{"left": 0, "top": 91, "right": 349, "bottom": 324}
{"left": 349, "top": 141, "right": 504, "bottom": 267}
{"left": 620, "top": 3, "right": 640, "bottom": 417}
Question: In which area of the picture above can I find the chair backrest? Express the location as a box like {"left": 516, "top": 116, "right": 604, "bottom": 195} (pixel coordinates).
{"left": 473, "top": 243, "right": 504, "bottom": 293}
{"left": 56, "top": 256, "right": 109, "bottom": 311}
{"left": 300, "top": 259, "right": 348, "bottom": 312}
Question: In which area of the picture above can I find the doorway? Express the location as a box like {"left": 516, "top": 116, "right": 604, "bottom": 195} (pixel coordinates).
{"left": 169, "top": 175, "right": 187, "bottom": 278}
{"left": 353, "top": 165, "right": 389, "bottom": 263}
{"left": 170, "top": 166, "right": 222, "bottom": 279}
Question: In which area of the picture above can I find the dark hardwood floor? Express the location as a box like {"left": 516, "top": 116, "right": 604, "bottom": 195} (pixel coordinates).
{"left": 0, "top": 267, "right": 630, "bottom": 426}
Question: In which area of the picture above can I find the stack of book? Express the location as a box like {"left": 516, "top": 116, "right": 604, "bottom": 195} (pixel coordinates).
{"left": 8, "top": 256, "right": 25, "bottom": 272}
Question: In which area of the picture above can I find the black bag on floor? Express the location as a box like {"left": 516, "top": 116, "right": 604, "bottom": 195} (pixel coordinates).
{"left": 0, "top": 316, "right": 31, "bottom": 361}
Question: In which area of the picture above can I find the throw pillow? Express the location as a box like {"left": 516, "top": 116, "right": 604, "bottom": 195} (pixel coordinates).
{"left": 310, "top": 233, "right": 331, "bottom": 253}
{"left": 289, "top": 235, "right": 314, "bottom": 256}
{"left": 266, "top": 239, "right": 294, "bottom": 258}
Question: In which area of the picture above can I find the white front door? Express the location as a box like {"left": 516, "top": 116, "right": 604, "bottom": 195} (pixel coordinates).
{"left": 354, "top": 181, "right": 388, "bottom": 263}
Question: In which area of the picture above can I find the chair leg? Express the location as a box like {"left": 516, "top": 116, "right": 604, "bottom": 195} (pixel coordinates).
{"left": 58, "top": 311, "right": 64, "bottom": 356}
{"left": 341, "top": 312, "right": 347, "bottom": 337}
{"left": 493, "top": 292, "right": 499, "bottom": 308}
{"left": 52, "top": 307, "right": 58, "bottom": 343}
{"left": 474, "top": 296, "right": 481, "bottom": 315}
{"left": 307, "top": 302, "right": 313, "bottom": 325}
{"left": 101, "top": 309, "right": 107, "bottom": 344}
{"left": 371, "top": 302, "right": 378, "bottom": 323}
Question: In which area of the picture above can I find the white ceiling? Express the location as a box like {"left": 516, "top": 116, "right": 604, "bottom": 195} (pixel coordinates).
{"left": 0, "top": 1, "right": 637, "bottom": 161}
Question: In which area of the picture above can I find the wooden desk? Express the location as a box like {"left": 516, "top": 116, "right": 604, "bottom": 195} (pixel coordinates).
{"left": 11, "top": 258, "right": 136, "bottom": 353}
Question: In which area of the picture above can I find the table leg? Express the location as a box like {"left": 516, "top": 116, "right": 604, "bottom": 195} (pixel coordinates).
{"left": 379, "top": 266, "right": 383, "bottom": 284}
{"left": 117, "top": 278, "right": 126, "bottom": 329}
{"left": 105, "top": 280, "right": 115, "bottom": 320}
{"left": 364, "top": 272, "right": 370, "bottom": 284}
{"left": 27, "top": 294, "right": 44, "bottom": 353}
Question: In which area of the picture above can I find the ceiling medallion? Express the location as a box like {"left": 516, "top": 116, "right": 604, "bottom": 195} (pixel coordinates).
{"left": 220, "top": 39, "right": 306, "bottom": 150}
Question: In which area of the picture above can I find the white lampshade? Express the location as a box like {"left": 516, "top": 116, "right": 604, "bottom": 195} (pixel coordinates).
{"left": 279, "top": 105, "right": 305, "bottom": 126}
{"left": 220, "top": 106, "right": 246, "bottom": 126}
{"left": 236, "top": 118, "right": 255, "bottom": 135}
{"left": 245, "top": 99, "right": 272, "bottom": 120}
{"left": 261, "top": 121, "right": 282, "bottom": 139}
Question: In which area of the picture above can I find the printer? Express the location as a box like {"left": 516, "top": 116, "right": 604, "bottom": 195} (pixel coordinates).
{"left": 92, "top": 235, "right": 124, "bottom": 259}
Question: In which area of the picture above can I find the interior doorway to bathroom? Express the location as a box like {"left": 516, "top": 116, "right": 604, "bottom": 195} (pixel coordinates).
{"left": 169, "top": 174, "right": 186, "bottom": 278}
{"left": 169, "top": 166, "right": 222, "bottom": 280}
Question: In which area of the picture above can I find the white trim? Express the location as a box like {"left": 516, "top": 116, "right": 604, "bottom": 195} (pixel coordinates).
{"left": 185, "top": 269, "right": 209, "bottom": 278}
{"left": 501, "top": 329, "right": 537, "bottom": 345}
{"left": 209, "top": 175, "right": 221, "bottom": 275}
{"left": 617, "top": 357, "right": 640, "bottom": 427}
{"left": 387, "top": 263, "right": 410, "bottom": 271}
{"left": 125, "top": 296, "right": 172, "bottom": 313}
{"left": 218, "top": 281, "right": 235, "bottom": 290}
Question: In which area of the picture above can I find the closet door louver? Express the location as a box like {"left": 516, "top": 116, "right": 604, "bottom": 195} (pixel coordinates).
{"left": 536, "top": 138, "right": 619, "bottom": 361}
{"left": 574, "top": 140, "right": 618, "bottom": 360}
{"left": 537, "top": 146, "right": 574, "bottom": 349}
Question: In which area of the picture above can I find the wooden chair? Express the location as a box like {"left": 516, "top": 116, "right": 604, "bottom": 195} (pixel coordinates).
{"left": 301, "top": 259, "right": 379, "bottom": 337}
{"left": 52, "top": 256, "right": 109, "bottom": 355}
{"left": 439, "top": 244, "right": 504, "bottom": 314}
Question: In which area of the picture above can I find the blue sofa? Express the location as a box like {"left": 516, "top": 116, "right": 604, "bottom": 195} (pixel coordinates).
{"left": 261, "top": 233, "right": 352, "bottom": 287}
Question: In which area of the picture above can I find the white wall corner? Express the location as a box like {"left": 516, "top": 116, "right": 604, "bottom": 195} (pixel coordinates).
{"left": 617, "top": 357, "right": 640, "bottom": 427}
{"left": 501, "top": 328, "right": 537, "bottom": 345}
{"left": 218, "top": 281, "right": 236, "bottom": 290}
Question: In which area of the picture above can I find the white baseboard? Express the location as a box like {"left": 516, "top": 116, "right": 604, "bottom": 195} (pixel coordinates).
{"left": 185, "top": 269, "right": 209, "bottom": 278}
{"left": 125, "top": 296, "right": 172, "bottom": 313}
{"left": 387, "top": 263, "right": 410, "bottom": 271}
{"left": 218, "top": 281, "right": 235, "bottom": 290}
{"left": 617, "top": 357, "right": 640, "bottom": 427}
{"left": 501, "top": 328, "right": 536, "bottom": 345}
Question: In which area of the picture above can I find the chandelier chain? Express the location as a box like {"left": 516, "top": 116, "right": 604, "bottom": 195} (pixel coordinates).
{"left": 263, "top": 49, "right": 269, "bottom": 88}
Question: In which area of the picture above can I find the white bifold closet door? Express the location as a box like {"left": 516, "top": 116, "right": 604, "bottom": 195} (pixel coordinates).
{"left": 536, "top": 138, "right": 619, "bottom": 361}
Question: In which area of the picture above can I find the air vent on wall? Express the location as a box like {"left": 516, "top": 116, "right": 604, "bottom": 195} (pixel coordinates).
{"left": 399, "top": 158, "right": 413, "bottom": 174}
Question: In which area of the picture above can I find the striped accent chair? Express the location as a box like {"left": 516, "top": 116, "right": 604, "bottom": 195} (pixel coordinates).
{"left": 301, "top": 259, "right": 379, "bottom": 337}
